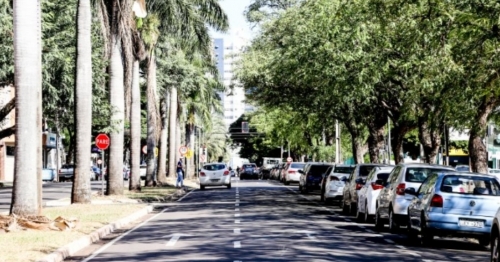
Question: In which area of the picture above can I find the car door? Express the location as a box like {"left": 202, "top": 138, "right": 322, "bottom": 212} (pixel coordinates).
{"left": 358, "top": 169, "right": 376, "bottom": 212}
{"left": 300, "top": 164, "right": 310, "bottom": 186}
{"left": 322, "top": 166, "right": 334, "bottom": 193}
{"left": 343, "top": 166, "right": 357, "bottom": 205}
{"left": 378, "top": 166, "right": 401, "bottom": 215}
{"left": 408, "top": 174, "right": 437, "bottom": 228}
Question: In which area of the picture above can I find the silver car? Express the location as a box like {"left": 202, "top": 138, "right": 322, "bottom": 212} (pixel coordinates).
{"left": 407, "top": 172, "right": 500, "bottom": 246}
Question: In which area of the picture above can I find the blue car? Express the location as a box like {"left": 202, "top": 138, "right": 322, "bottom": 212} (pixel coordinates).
{"left": 407, "top": 172, "right": 500, "bottom": 246}
{"left": 42, "top": 168, "right": 56, "bottom": 182}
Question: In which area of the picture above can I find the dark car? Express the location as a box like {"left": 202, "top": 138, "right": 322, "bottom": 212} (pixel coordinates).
{"left": 240, "top": 163, "right": 258, "bottom": 180}
{"left": 299, "top": 163, "right": 334, "bottom": 194}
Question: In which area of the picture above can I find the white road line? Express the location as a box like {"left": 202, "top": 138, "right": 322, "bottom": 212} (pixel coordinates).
{"left": 235, "top": 204, "right": 239, "bottom": 206}
{"left": 234, "top": 241, "right": 241, "bottom": 248}
{"left": 177, "top": 189, "right": 195, "bottom": 202}
{"left": 235, "top": 213, "right": 240, "bottom": 217}
{"left": 406, "top": 252, "right": 421, "bottom": 257}
{"left": 365, "top": 229, "right": 376, "bottom": 234}
{"left": 234, "top": 228, "right": 241, "bottom": 234}
{"left": 82, "top": 208, "right": 169, "bottom": 262}
{"left": 395, "top": 245, "right": 406, "bottom": 249}
{"left": 235, "top": 220, "right": 240, "bottom": 224}
{"left": 236, "top": 200, "right": 240, "bottom": 203}
{"left": 235, "top": 208, "right": 240, "bottom": 211}
{"left": 384, "top": 239, "right": 395, "bottom": 244}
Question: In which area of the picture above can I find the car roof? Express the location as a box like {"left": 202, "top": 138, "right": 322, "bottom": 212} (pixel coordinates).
{"left": 333, "top": 164, "right": 356, "bottom": 167}
{"left": 399, "top": 163, "right": 455, "bottom": 169}
{"left": 439, "top": 171, "right": 497, "bottom": 178}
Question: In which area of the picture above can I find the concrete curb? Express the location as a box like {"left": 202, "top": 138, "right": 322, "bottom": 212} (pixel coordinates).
{"left": 36, "top": 205, "right": 154, "bottom": 262}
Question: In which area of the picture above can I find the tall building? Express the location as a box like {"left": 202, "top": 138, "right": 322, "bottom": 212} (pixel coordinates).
{"left": 213, "top": 30, "right": 254, "bottom": 128}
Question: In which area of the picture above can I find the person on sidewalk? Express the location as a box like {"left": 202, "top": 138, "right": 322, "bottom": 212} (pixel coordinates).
{"left": 176, "top": 158, "right": 184, "bottom": 188}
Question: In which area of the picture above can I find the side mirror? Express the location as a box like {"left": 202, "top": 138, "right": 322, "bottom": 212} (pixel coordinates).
{"left": 198, "top": 168, "right": 201, "bottom": 172}
{"left": 404, "top": 187, "right": 417, "bottom": 196}
{"left": 375, "top": 179, "right": 384, "bottom": 185}
{"left": 340, "top": 176, "right": 348, "bottom": 182}
{"left": 355, "top": 178, "right": 365, "bottom": 185}
{"left": 298, "top": 170, "right": 304, "bottom": 174}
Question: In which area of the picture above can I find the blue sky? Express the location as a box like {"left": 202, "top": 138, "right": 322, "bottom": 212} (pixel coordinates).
{"left": 210, "top": 0, "right": 253, "bottom": 40}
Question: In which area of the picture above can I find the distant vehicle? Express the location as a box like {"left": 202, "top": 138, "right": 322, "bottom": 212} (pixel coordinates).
{"left": 260, "top": 157, "right": 282, "bottom": 179}
{"left": 240, "top": 163, "right": 258, "bottom": 180}
{"left": 408, "top": 172, "right": 500, "bottom": 247}
{"left": 199, "top": 163, "right": 231, "bottom": 190}
{"left": 299, "top": 163, "right": 334, "bottom": 194}
{"left": 42, "top": 168, "right": 56, "bottom": 182}
{"left": 282, "top": 162, "right": 306, "bottom": 185}
{"left": 58, "top": 164, "right": 75, "bottom": 182}
{"left": 455, "top": 165, "right": 470, "bottom": 172}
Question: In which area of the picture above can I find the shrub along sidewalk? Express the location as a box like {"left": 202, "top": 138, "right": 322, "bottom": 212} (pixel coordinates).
{"left": 0, "top": 185, "right": 188, "bottom": 262}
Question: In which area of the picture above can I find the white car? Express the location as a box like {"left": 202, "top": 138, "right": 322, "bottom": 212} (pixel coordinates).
{"left": 199, "top": 163, "right": 231, "bottom": 190}
{"left": 283, "top": 162, "right": 305, "bottom": 185}
{"left": 321, "top": 165, "right": 355, "bottom": 205}
{"left": 356, "top": 166, "right": 394, "bottom": 222}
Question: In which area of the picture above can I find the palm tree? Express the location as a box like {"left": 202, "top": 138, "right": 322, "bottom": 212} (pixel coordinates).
{"left": 72, "top": 0, "right": 93, "bottom": 204}
{"left": 10, "top": 0, "right": 42, "bottom": 215}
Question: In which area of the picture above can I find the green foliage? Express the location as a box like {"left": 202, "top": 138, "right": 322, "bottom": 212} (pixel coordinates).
{"left": 449, "top": 140, "right": 469, "bottom": 154}
{"left": 0, "top": 0, "right": 13, "bottom": 86}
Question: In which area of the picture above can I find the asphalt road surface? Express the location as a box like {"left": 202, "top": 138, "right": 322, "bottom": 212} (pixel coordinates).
{"left": 68, "top": 179, "right": 489, "bottom": 262}
{"left": 0, "top": 181, "right": 109, "bottom": 213}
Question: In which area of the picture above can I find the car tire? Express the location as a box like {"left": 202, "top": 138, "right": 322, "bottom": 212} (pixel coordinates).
{"left": 492, "top": 231, "right": 500, "bottom": 262}
{"left": 356, "top": 204, "right": 364, "bottom": 223}
{"left": 389, "top": 208, "right": 400, "bottom": 233}
{"left": 349, "top": 202, "right": 357, "bottom": 216}
{"left": 478, "top": 237, "right": 490, "bottom": 248}
{"left": 342, "top": 201, "right": 349, "bottom": 215}
{"left": 364, "top": 202, "right": 371, "bottom": 223}
{"left": 200, "top": 185, "right": 205, "bottom": 190}
{"left": 320, "top": 192, "right": 325, "bottom": 202}
{"left": 374, "top": 208, "right": 384, "bottom": 230}
{"left": 407, "top": 214, "right": 418, "bottom": 243}
{"left": 284, "top": 180, "right": 289, "bottom": 185}
{"left": 227, "top": 184, "right": 231, "bottom": 189}
{"left": 421, "top": 215, "right": 434, "bottom": 246}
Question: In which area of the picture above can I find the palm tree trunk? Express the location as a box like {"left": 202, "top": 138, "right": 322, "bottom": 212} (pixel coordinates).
{"left": 189, "top": 126, "right": 195, "bottom": 179}
{"left": 72, "top": 0, "right": 93, "bottom": 204}
{"left": 129, "top": 60, "right": 141, "bottom": 191}
{"left": 146, "top": 53, "right": 157, "bottom": 187}
{"left": 176, "top": 116, "right": 182, "bottom": 164}
{"left": 168, "top": 87, "right": 178, "bottom": 178}
{"left": 10, "top": 0, "right": 42, "bottom": 216}
{"left": 107, "top": 34, "right": 124, "bottom": 195}
{"left": 157, "top": 92, "right": 169, "bottom": 184}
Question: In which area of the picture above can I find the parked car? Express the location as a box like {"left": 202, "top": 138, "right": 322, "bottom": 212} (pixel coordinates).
{"left": 282, "top": 162, "right": 306, "bottom": 185}
{"left": 455, "top": 165, "right": 470, "bottom": 172}
{"left": 240, "top": 163, "right": 259, "bottom": 180}
{"left": 375, "top": 163, "right": 454, "bottom": 231}
{"left": 272, "top": 163, "right": 286, "bottom": 180}
{"left": 356, "top": 166, "right": 395, "bottom": 222}
{"left": 199, "top": 163, "right": 231, "bottom": 189}
{"left": 320, "top": 164, "right": 355, "bottom": 203}
{"left": 58, "top": 164, "right": 75, "bottom": 182}
{"left": 299, "top": 163, "right": 334, "bottom": 194}
{"left": 42, "top": 168, "right": 56, "bottom": 182}
{"left": 408, "top": 172, "right": 500, "bottom": 246}
{"left": 342, "top": 164, "right": 389, "bottom": 215}
{"left": 491, "top": 206, "right": 500, "bottom": 260}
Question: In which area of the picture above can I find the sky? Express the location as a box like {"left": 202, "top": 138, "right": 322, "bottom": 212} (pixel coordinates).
{"left": 210, "top": 0, "right": 254, "bottom": 40}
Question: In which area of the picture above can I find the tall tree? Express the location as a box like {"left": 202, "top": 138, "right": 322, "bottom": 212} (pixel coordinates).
{"left": 10, "top": 0, "right": 42, "bottom": 215}
{"left": 72, "top": 0, "right": 93, "bottom": 204}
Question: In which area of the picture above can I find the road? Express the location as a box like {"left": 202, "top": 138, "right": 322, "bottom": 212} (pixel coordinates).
{"left": 0, "top": 181, "right": 110, "bottom": 213}
{"left": 68, "top": 179, "right": 489, "bottom": 262}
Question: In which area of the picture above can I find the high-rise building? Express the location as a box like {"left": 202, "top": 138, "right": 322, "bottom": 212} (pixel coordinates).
{"left": 213, "top": 30, "right": 255, "bottom": 128}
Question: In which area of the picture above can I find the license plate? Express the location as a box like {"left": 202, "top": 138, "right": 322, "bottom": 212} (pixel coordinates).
{"left": 458, "top": 219, "right": 484, "bottom": 228}
{"left": 210, "top": 179, "right": 219, "bottom": 182}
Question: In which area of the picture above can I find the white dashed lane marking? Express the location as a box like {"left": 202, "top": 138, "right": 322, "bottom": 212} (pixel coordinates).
{"left": 234, "top": 241, "right": 241, "bottom": 248}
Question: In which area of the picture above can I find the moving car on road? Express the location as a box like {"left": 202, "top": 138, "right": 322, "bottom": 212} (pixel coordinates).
{"left": 407, "top": 172, "right": 500, "bottom": 246}
{"left": 199, "top": 163, "right": 231, "bottom": 190}
{"left": 356, "top": 166, "right": 395, "bottom": 222}
{"left": 375, "top": 163, "right": 454, "bottom": 231}
{"left": 240, "top": 163, "right": 259, "bottom": 180}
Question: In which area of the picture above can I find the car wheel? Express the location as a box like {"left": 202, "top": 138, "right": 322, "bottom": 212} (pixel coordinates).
{"left": 421, "top": 215, "right": 434, "bottom": 246}
{"left": 284, "top": 179, "right": 289, "bottom": 185}
{"left": 374, "top": 208, "right": 384, "bottom": 230}
{"left": 200, "top": 185, "right": 205, "bottom": 190}
{"left": 299, "top": 184, "right": 303, "bottom": 193}
{"left": 227, "top": 184, "right": 231, "bottom": 189}
{"left": 349, "top": 202, "right": 357, "bottom": 216}
{"left": 364, "top": 202, "right": 371, "bottom": 223}
{"left": 407, "top": 214, "right": 418, "bottom": 243}
{"left": 492, "top": 231, "right": 500, "bottom": 262}
{"left": 478, "top": 237, "right": 490, "bottom": 248}
{"left": 342, "top": 201, "right": 349, "bottom": 214}
{"left": 389, "top": 208, "right": 400, "bottom": 233}
{"left": 320, "top": 192, "right": 325, "bottom": 202}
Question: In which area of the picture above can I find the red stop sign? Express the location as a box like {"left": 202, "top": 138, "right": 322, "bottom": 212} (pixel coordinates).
{"left": 95, "top": 134, "right": 110, "bottom": 150}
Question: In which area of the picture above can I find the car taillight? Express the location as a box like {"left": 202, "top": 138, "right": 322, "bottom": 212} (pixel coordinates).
{"left": 430, "top": 194, "right": 443, "bottom": 207}
{"left": 396, "top": 183, "right": 406, "bottom": 195}
{"left": 223, "top": 170, "right": 229, "bottom": 176}
{"left": 288, "top": 170, "right": 296, "bottom": 174}
{"left": 200, "top": 172, "right": 206, "bottom": 177}
{"left": 355, "top": 183, "right": 363, "bottom": 190}
{"left": 371, "top": 182, "right": 384, "bottom": 190}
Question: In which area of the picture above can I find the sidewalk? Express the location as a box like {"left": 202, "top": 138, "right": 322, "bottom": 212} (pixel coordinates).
{"left": 0, "top": 181, "right": 13, "bottom": 188}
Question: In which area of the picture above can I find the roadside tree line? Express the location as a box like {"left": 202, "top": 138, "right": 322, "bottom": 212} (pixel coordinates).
{"left": 2, "top": 0, "right": 229, "bottom": 216}
{"left": 235, "top": 0, "right": 500, "bottom": 172}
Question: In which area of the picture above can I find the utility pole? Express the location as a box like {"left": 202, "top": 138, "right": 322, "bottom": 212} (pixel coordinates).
{"left": 387, "top": 116, "right": 392, "bottom": 164}
{"left": 335, "top": 120, "right": 340, "bottom": 164}
{"left": 287, "top": 141, "right": 290, "bottom": 158}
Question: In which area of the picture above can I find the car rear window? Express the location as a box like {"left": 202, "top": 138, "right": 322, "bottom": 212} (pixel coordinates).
{"left": 203, "top": 164, "right": 226, "bottom": 171}
{"left": 441, "top": 175, "right": 500, "bottom": 196}
{"left": 334, "top": 166, "right": 355, "bottom": 174}
{"left": 308, "top": 165, "right": 332, "bottom": 176}
{"left": 359, "top": 166, "right": 377, "bottom": 177}
{"left": 291, "top": 163, "right": 305, "bottom": 169}
{"left": 405, "top": 168, "right": 450, "bottom": 182}
{"left": 243, "top": 164, "right": 256, "bottom": 168}
{"left": 376, "top": 173, "right": 390, "bottom": 181}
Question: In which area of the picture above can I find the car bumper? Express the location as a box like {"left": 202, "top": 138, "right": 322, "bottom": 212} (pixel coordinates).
{"left": 325, "top": 189, "right": 343, "bottom": 200}
{"left": 199, "top": 176, "right": 231, "bottom": 186}
{"left": 392, "top": 196, "right": 413, "bottom": 215}
{"left": 286, "top": 174, "right": 300, "bottom": 182}
{"left": 427, "top": 213, "right": 493, "bottom": 236}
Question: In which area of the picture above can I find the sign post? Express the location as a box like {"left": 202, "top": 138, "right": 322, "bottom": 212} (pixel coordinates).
{"left": 287, "top": 157, "right": 293, "bottom": 163}
{"left": 95, "top": 134, "right": 110, "bottom": 195}
{"left": 179, "top": 146, "right": 188, "bottom": 157}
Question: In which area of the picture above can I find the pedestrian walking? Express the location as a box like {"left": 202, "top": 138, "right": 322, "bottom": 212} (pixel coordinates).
{"left": 176, "top": 158, "right": 184, "bottom": 188}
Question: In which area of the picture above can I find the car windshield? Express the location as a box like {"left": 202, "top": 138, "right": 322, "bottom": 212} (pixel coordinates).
{"left": 406, "top": 167, "right": 450, "bottom": 182}
{"left": 441, "top": 175, "right": 500, "bottom": 196}
{"left": 243, "top": 164, "right": 255, "bottom": 168}
{"left": 359, "top": 166, "right": 377, "bottom": 177}
{"left": 334, "top": 166, "right": 355, "bottom": 174}
{"left": 491, "top": 170, "right": 500, "bottom": 174}
{"left": 291, "top": 163, "right": 305, "bottom": 169}
{"left": 309, "top": 165, "right": 332, "bottom": 176}
{"left": 203, "top": 164, "right": 226, "bottom": 171}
